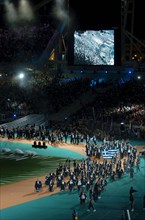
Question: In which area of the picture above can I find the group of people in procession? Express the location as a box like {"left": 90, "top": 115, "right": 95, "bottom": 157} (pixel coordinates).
{"left": 34, "top": 135, "right": 144, "bottom": 217}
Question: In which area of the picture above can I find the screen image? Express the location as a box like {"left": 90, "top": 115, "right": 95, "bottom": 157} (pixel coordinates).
{"left": 74, "top": 30, "right": 115, "bottom": 65}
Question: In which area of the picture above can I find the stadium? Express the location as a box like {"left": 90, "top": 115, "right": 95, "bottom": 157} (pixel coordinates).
{"left": 0, "top": 1, "right": 145, "bottom": 220}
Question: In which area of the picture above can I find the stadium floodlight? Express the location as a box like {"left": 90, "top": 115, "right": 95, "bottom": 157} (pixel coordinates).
{"left": 18, "top": 72, "right": 25, "bottom": 79}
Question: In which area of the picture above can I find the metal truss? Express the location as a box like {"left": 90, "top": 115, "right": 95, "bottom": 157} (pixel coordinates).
{"left": 121, "top": 0, "right": 145, "bottom": 64}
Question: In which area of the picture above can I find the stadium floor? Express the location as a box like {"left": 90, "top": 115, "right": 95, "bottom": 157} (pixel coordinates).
{"left": 0, "top": 140, "right": 145, "bottom": 220}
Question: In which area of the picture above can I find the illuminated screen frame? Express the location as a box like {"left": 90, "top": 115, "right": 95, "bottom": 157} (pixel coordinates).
{"left": 74, "top": 30, "right": 115, "bottom": 66}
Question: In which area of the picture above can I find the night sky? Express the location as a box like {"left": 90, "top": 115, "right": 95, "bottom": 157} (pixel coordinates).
{"left": 133, "top": 0, "right": 145, "bottom": 39}
{"left": 69, "top": 0, "right": 145, "bottom": 40}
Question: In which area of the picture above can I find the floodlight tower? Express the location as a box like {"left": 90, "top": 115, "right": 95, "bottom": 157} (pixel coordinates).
{"left": 121, "top": 0, "right": 145, "bottom": 65}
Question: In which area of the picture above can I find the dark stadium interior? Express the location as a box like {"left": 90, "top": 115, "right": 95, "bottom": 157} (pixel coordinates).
{"left": 0, "top": 1, "right": 145, "bottom": 220}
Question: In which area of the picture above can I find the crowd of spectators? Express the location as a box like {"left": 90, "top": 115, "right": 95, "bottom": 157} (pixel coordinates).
{"left": 0, "top": 20, "right": 145, "bottom": 138}
{"left": 71, "top": 79, "right": 145, "bottom": 123}
{"left": 0, "top": 22, "right": 54, "bottom": 63}
{"left": 0, "top": 75, "right": 145, "bottom": 139}
{"left": 0, "top": 76, "right": 92, "bottom": 117}
{"left": 68, "top": 79, "right": 145, "bottom": 139}
{"left": 0, "top": 18, "right": 145, "bottom": 139}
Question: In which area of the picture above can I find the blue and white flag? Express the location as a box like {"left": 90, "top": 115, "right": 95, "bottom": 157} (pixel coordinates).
{"left": 102, "top": 149, "right": 119, "bottom": 159}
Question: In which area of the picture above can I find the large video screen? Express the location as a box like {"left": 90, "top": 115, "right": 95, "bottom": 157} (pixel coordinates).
{"left": 74, "top": 30, "right": 114, "bottom": 65}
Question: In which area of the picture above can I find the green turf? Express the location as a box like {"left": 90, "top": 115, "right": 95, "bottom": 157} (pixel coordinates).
{"left": 0, "top": 154, "right": 79, "bottom": 185}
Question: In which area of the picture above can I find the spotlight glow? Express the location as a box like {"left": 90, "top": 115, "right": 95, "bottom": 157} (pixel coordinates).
{"left": 18, "top": 73, "right": 25, "bottom": 79}
{"left": 4, "top": 0, "right": 18, "bottom": 24}
{"left": 53, "top": 0, "right": 68, "bottom": 21}
{"left": 4, "top": 0, "right": 34, "bottom": 24}
{"left": 19, "top": 0, "right": 34, "bottom": 21}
